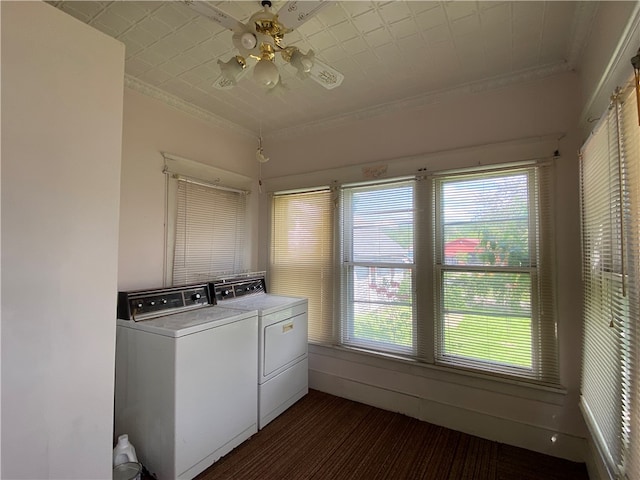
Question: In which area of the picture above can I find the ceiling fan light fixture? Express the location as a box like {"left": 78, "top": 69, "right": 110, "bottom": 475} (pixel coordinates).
{"left": 186, "top": 0, "right": 343, "bottom": 92}
{"left": 240, "top": 31, "right": 257, "bottom": 50}
{"left": 283, "top": 47, "right": 315, "bottom": 78}
{"left": 253, "top": 58, "right": 279, "bottom": 88}
{"left": 216, "top": 56, "right": 247, "bottom": 85}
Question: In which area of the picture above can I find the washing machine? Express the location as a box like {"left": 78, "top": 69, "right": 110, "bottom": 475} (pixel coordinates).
{"left": 115, "top": 283, "right": 258, "bottom": 480}
{"left": 210, "top": 273, "right": 308, "bottom": 429}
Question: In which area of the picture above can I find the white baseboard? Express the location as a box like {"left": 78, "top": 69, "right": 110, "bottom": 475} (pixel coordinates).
{"left": 310, "top": 369, "right": 587, "bottom": 464}
{"left": 583, "top": 428, "right": 616, "bottom": 480}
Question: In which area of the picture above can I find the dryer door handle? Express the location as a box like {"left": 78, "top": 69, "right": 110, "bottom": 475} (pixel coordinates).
{"left": 282, "top": 323, "right": 294, "bottom": 333}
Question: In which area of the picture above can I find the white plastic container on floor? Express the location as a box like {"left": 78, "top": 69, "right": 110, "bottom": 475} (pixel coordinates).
{"left": 113, "top": 434, "right": 138, "bottom": 466}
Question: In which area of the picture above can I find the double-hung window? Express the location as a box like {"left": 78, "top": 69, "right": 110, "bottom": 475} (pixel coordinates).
{"left": 433, "top": 166, "right": 557, "bottom": 382}
{"left": 271, "top": 162, "right": 557, "bottom": 385}
{"left": 340, "top": 180, "right": 415, "bottom": 355}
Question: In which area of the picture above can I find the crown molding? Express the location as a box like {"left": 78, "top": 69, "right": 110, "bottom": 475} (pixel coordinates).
{"left": 125, "top": 63, "right": 570, "bottom": 143}
{"left": 264, "top": 61, "right": 572, "bottom": 141}
{"left": 124, "top": 75, "right": 255, "bottom": 138}
{"left": 578, "top": 0, "right": 640, "bottom": 128}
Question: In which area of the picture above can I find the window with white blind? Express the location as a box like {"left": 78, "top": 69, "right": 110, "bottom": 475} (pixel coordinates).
{"left": 172, "top": 178, "right": 248, "bottom": 285}
{"left": 271, "top": 164, "right": 556, "bottom": 384}
{"left": 579, "top": 85, "right": 640, "bottom": 479}
{"left": 270, "top": 189, "right": 335, "bottom": 344}
{"left": 433, "top": 166, "right": 558, "bottom": 383}
{"left": 339, "top": 180, "right": 415, "bottom": 355}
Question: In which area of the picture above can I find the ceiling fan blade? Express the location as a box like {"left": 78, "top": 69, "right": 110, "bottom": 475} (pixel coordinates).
{"left": 184, "top": 1, "right": 246, "bottom": 33}
{"left": 307, "top": 58, "right": 344, "bottom": 90}
{"left": 212, "top": 74, "right": 236, "bottom": 90}
{"left": 276, "top": 1, "right": 329, "bottom": 30}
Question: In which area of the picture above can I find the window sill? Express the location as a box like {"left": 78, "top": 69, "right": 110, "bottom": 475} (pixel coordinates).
{"left": 308, "top": 342, "right": 568, "bottom": 405}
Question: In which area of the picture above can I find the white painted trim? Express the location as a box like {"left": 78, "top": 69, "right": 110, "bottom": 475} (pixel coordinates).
{"left": 310, "top": 366, "right": 586, "bottom": 463}
{"left": 124, "top": 62, "right": 572, "bottom": 140}
{"left": 266, "top": 63, "right": 572, "bottom": 141}
{"left": 124, "top": 75, "right": 255, "bottom": 138}
{"left": 308, "top": 343, "right": 586, "bottom": 462}
{"left": 579, "top": 1, "right": 640, "bottom": 127}
{"left": 311, "top": 344, "right": 566, "bottom": 399}
{"left": 584, "top": 433, "right": 615, "bottom": 480}
{"left": 263, "top": 133, "right": 564, "bottom": 192}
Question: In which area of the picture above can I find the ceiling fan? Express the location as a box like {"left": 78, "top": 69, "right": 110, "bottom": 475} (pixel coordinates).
{"left": 184, "top": 0, "right": 344, "bottom": 91}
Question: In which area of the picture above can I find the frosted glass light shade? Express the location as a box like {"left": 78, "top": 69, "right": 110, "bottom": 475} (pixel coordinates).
{"left": 253, "top": 58, "right": 279, "bottom": 88}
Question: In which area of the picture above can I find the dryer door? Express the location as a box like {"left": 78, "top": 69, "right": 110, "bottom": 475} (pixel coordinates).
{"left": 263, "top": 312, "right": 308, "bottom": 377}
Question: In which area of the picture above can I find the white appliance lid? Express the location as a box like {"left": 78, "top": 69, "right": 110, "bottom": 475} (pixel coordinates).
{"left": 116, "top": 305, "right": 257, "bottom": 337}
{"left": 219, "top": 293, "right": 306, "bottom": 314}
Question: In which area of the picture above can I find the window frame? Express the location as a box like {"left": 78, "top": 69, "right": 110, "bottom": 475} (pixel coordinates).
{"left": 270, "top": 161, "right": 558, "bottom": 387}
{"left": 163, "top": 153, "right": 252, "bottom": 286}
{"left": 269, "top": 188, "right": 336, "bottom": 345}
{"left": 339, "top": 180, "right": 417, "bottom": 356}
{"left": 432, "top": 167, "right": 554, "bottom": 382}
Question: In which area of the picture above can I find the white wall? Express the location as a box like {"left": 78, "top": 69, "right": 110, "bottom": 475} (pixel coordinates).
{"left": 118, "top": 89, "right": 258, "bottom": 291}
{"left": 259, "top": 71, "right": 587, "bottom": 461}
{"left": 1, "top": 2, "right": 124, "bottom": 478}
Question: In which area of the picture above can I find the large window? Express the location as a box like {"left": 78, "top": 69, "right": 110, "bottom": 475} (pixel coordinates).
{"left": 270, "top": 163, "right": 557, "bottom": 385}
{"left": 433, "top": 167, "right": 557, "bottom": 383}
{"left": 340, "top": 181, "right": 415, "bottom": 355}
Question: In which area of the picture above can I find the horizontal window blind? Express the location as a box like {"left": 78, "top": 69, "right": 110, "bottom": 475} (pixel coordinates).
{"left": 579, "top": 85, "right": 640, "bottom": 475}
{"left": 340, "top": 180, "right": 417, "bottom": 357}
{"left": 621, "top": 85, "right": 640, "bottom": 480}
{"left": 172, "top": 179, "right": 247, "bottom": 285}
{"left": 433, "top": 166, "right": 558, "bottom": 383}
{"left": 270, "top": 189, "right": 335, "bottom": 344}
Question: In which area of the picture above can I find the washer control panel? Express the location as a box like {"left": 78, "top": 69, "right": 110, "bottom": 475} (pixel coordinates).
{"left": 118, "top": 284, "right": 210, "bottom": 321}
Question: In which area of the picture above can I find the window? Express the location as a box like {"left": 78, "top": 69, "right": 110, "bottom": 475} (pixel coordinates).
{"left": 579, "top": 85, "right": 640, "bottom": 478}
{"left": 433, "top": 167, "right": 557, "bottom": 383}
{"left": 172, "top": 179, "right": 248, "bottom": 285}
{"left": 340, "top": 181, "right": 415, "bottom": 355}
{"left": 270, "top": 189, "right": 334, "bottom": 344}
{"left": 163, "top": 153, "right": 252, "bottom": 286}
{"left": 270, "top": 163, "right": 556, "bottom": 385}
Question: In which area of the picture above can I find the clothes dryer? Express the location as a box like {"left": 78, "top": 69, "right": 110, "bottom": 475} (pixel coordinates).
{"left": 210, "top": 273, "right": 308, "bottom": 429}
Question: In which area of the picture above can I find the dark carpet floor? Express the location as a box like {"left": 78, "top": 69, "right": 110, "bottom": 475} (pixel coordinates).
{"left": 195, "top": 389, "right": 589, "bottom": 480}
